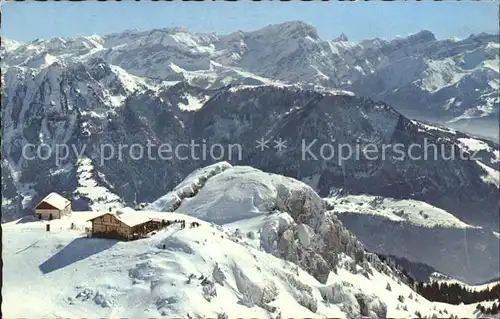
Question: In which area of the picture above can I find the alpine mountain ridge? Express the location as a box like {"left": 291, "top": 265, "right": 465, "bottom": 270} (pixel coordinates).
{"left": 2, "top": 22, "right": 499, "bottom": 286}
{"left": 2, "top": 21, "right": 499, "bottom": 138}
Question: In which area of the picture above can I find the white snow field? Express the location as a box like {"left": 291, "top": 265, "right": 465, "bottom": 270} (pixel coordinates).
{"left": 326, "top": 195, "right": 476, "bottom": 229}
{"left": 326, "top": 194, "right": 500, "bottom": 285}
{"left": 146, "top": 162, "right": 499, "bottom": 285}
{"left": 147, "top": 162, "right": 325, "bottom": 224}
{"left": 1, "top": 162, "right": 487, "bottom": 318}
{"left": 2, "top": 210, "right": 484, "bottom": 319}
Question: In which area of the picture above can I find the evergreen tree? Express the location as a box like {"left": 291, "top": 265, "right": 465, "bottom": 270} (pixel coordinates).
{"left": 491, "top": 302, "right": 498, "bottom": 315}
{"left": 479, "top": 305, "right": 486, "bottom": 313}
{"left": 415, "top": 281, "right": 500, "bottom": 305}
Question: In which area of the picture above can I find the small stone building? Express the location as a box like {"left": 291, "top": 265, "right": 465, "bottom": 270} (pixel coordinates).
{"left": 34, "top": 192, "right": 72, "bottom": 220}
{"left": 87, "top": 207, "right": 164, "bottom": 241}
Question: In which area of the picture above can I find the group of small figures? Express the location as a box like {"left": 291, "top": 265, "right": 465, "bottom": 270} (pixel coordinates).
{"left": 161, "top": 219, "right": 201, "bottom": 229}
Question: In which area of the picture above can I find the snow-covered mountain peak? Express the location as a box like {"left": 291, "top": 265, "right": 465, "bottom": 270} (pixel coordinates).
{"left": 1, "top": 37, "right": 23, "bottom": 52}
{"left": 148, "top": 163, "right": 325, "bottom": 225}
{"left": 3, "top": 23, "right": 497, "bottom": 132}
{"left": 333, "top": 33, "right": 349, "bottom": 42}
{"left": 253, "top": 20, "right": 321, "bottom": 41}
{"left": 34, "top": 35, "right": 104, "bottom": 57}
{"left": 102, "top": 26, "right": 214, "bottom": 56}
{"left": 406, "top": 30, "right": 436, "bottom": 43}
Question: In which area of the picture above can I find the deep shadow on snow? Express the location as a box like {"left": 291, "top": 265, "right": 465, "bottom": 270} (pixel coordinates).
{"left": 39, "top": 237, "right": 118, "bottom": 274}
{"left": 15, "top": 216, "right": 38, "bottom": 224}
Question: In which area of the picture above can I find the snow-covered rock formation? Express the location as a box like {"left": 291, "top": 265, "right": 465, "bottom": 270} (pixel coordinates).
{"left": 149, "top": 163, "right": 367, "bottom": 284}
{"left": 3, "top": 23, "right": 498, "bottom": 223}
{"left": 148, "top": 162, "right": 499, "bottom": 285}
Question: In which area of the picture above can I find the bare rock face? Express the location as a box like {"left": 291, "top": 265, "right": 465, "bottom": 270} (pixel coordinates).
{"left": 271, "top": 180, "right": 324, "bottom": 220}
{"left": 355, "top": 292, "right": 388, "bottom": 319}
{"left": 203, "top": 168, "right": 368, "bottom": 284}
{"left": 268, "top": 211, "right": 366, "bottom": 284}
{"left": 268, "top": 184, "right": 369, "bottom": 283}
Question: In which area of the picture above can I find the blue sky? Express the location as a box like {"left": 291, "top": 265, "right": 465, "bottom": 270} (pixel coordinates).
{"left": 3, "top": 1, "right": 499, "bottom": 42}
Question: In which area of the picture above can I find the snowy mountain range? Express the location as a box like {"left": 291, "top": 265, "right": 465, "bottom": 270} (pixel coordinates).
{"left": 2, "top": 162, "right": 497, "bottom": 318}
{"left": 2, "top": 21, "right": 499, "bottom": 139}
{"left": 2, "top": 21, "right": 499, "bottom": 304}
{"left": 2, "top": 60, "right": 498, "bottom": 226}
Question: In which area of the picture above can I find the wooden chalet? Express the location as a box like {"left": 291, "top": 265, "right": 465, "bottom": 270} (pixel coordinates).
{"left": 87, "top": 207, "right": 167, "bottom": 241}
{"left": 34, "top": 192, "right": 71, "bottom": 220}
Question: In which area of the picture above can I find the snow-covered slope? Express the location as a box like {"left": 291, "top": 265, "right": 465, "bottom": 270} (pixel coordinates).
{"left": 3, "top": 23, "right": 499, "bottom": 293}
{"left": 410, "top": 120, "right": 499, "bottom": 169}
{"left": 147, "top": 163, "right": 499, "bottom": 285}
{"left": 0, "top": 57, "right": 154, "bottom": 220}
{"left": 149, "top": 163, "right": 323, "bottom": 225}
{"left": 327, "top": 195, "right": 476, "bottom": 229}
{"left": 326, "top": 194, "right": 500, "bottom": 285}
